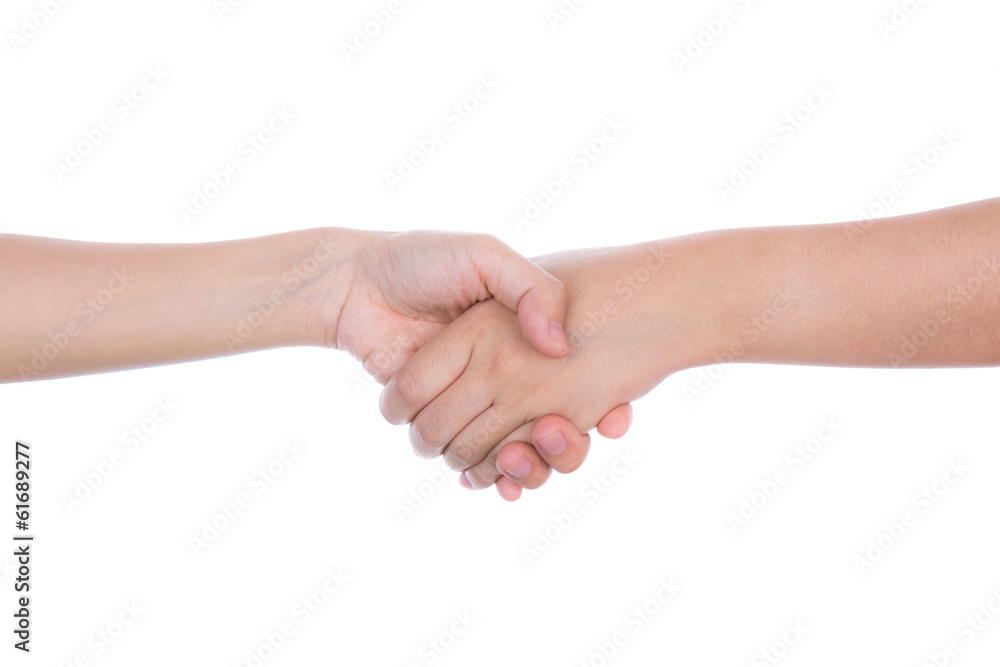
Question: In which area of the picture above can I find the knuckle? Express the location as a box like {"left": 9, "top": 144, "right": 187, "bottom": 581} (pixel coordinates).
{"left": 410, "top": 442, "right": 437, "bottom": 460}
{"left": 555, "top": 455, "right": 585, "bottom": 474}
{"left": 465, "top": 464, "right": 501, "bottom": 490}
{"left": 474, "top": 232, "right": 501, "bottom": 251}
{"left": 378, "top": 388, "right": 405, "bottom": 425}
{"left": 377, "top": 391, "right": 394, "bottom": 423}
{"left": 550, "top": 278, "right": 568, "bottom": 302}
{"left": 392, "top": 369, "right": 422, "bottom": 408}
{"left": 444, "top": 439, "right": 480, "bottom": 471}
{"left": 445, "top": 423, "right": 498, "bottom": 471}
{"left": 409, "top": 415, "right": 446, "bottom": 458}
{"left": 485, "top": 342, "right": 522, "bottom": 378}
{"left": 524, "top": 467, "right": 553, "bottom": 490}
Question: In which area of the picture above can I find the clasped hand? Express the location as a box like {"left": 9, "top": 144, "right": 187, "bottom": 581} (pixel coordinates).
{"left": 339, "top": 234, "right": 673, "bottom": 501}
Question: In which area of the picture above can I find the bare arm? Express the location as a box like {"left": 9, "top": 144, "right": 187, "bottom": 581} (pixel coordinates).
{"left": 0, "top": 230, "right": 336, "bottom": 381}
{"left": 379, "top": 196, "right": 1000, "bottom": 489}
{"left": 685, "top": 196, "right": 1000, "bottom": 370}
{"left": 0, "top": 228, "right": 577, "bottom": 382}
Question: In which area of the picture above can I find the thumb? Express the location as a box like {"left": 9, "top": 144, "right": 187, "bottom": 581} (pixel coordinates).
{"left": 471, "top": 237, "right": 569, "bottom": 358}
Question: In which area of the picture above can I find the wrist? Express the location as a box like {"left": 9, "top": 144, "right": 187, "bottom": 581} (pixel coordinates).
{"left": 551, "top": 235, "right": 758, "bottom": 380}
{"left": 272, "top": 227, "right": 370, "bottom": 349}
{"left": 535, "top": 241, "right": 707, "bottom": 394}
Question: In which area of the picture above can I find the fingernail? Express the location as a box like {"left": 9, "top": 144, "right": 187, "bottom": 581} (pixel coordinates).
{"left": 549, "top": 321, "right": 568, "bottom": 350}
{"left": 537, "top": 430, "right": 566, "bottom": 455}
{"left": 504, "top": 457, "right": 531, "bottom": 479}
{"left": 459, "top": 471, "right": 473, "bottom": 489}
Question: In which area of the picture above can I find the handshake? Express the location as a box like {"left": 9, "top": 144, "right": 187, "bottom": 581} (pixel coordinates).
{"left": 5, "top": 197, "right": 997, "bottom": 501}
{"left": 1, "top": 226, "right": 692, "bottom": 501}
{"left": 311, "top": 229, "right": 683, "bottom": 501}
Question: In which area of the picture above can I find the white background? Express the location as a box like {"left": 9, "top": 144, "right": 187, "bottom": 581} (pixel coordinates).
{"left": 2, "top": 1, "right": 1000, "bottom": 665}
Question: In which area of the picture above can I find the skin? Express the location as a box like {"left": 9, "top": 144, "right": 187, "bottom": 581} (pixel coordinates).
{"left": 0, "top": 228, "right": 573, "bottom": 380}
{"left": 0, "top": 228, "right": 630, "bottom": 494}
{"left": 381, "top": 197, "right": 1000, "bottom": 490}
{"left": 488, "top": 408, "right": 633, "bottom": 501}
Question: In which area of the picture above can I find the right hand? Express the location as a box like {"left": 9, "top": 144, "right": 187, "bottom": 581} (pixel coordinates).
{"left": 380, "top": 243, "right": 693, "bottom": 489}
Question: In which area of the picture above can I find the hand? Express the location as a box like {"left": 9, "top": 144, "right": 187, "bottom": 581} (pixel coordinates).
{"left": 379, "top": 242, "right": 702, "bottom": 488}
{"left": 488, "top": 407, "right": 633, "bottom": 502}
{"left": 292, "top": 228, "right": 633, "bottom": 495}
{"left": 310, "top": 229, "right": 571, "bottom": 382}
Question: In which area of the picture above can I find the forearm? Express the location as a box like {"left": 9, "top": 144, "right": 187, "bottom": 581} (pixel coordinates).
{"left": 377, "top": 198, "right": 1000, "bottom": 488}
{"left": 0, "top": 228, "right": 355, "bottom": 382}
{"left": 668, "top": 197, "right": 1000, "bottom": 371}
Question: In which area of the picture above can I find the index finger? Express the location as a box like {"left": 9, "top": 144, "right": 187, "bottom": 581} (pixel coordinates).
{"left": 379, "top": 329, "right": 474, "bottom": 425}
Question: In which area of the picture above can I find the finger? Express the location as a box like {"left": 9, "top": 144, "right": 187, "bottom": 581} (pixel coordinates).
{"left": 485, "top": 420, "right": 593, "bottom": 494}
{"left": 462, "top": 421, "right": 536, "bottom": 489}
{"left": 361, "top": 321, "right": 440, "bottom": 384}
{"left": 596, "top": 403, "right": 633, "bottom": 439}
{"left": 470, "top": 238, "right": 569, "bottom": 359}
{"left": 458, "top": 458, "right": 535, "bottom": 501}
{"left": 530, "top": 415, "right": 592, "bottom": 474}
{"left": 379, "top": 334, "right": 474, "bottom": 426}
{"left": 465, "top": 413, "right": 597, "bottom": 490}
{"left": 441, "top": 404, "right": 525, "bottom": 472}
{"left": 495, "top": 476, "right": 523, "bottom": 502}
{"left": 408, "top": 374, "right": 493, "bottom": 459}
{"left": 517, "top": 285, "right": 569, "bottom": 359}
{"left": 495, "top": 441, "right": 553, "bottom": 491}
